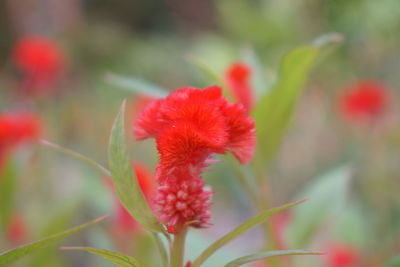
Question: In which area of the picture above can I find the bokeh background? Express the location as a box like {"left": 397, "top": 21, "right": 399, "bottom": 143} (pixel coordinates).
{"left": 1, "top": 0, "right": 400, "bottom": 266}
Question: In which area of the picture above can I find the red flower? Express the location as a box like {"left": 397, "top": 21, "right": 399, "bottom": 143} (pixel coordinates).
{"left": 107, "top": 163, "right": 155, "bottom": 234}
{"left": 12, "top": 36, "right": 64, "bottom": 77}
{"left": 225, "top": 62, "right": 254, "bottom": 112}
{"left": 325, "top": 243, "right": 360, "bottom": 267}
{"left": 0, "top": 112, "right": 41, "bottom": 167}
{"left": 7, "top": 213, "right": 28, "bottom": 244}
{"left": 339, "top": 80, "right": 388, "bottom": 122}
{"left": 134, "top": 86, "right": 255, "bottom": 233}
{"left": 12, "top": 36, "right": 65, "bottom": 94}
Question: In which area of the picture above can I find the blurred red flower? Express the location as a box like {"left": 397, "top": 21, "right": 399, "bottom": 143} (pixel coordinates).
{"left": 7, "top": 212, "right": 28, "bottom": 244}
{"left": 12, "top": 36, "right": 65, "bottom": 94}
{"left": 134, "top": 86, "right": 255, "bottom": 233}
{"left": 339, "top": 80, "right": 388, "bottom": 122}
{"left": 13, "top": 36, "right": 64, "bottom": 77}
{"left": 0, "top": 112, "right": 41, "bottom": 167}
{"left": 225, "top": 62, "right": 254, "bottom": 112}
{"left": 325, "top": 243, "right": 360, "bottom": 267}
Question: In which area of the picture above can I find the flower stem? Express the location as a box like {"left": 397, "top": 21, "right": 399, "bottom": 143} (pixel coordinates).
{"left": 170, "top": 228, "right": 188, "bottom": 267}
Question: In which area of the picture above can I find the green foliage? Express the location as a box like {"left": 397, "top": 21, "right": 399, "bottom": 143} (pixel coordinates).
{"left": 191, "top": 198, "right": 307, "bottom": 267}
{"left": 0, "top": 216, "right": 106, "bottom": 265}
{"left": 286, "top": 166, "right": 352, "bottom": 247}
{"left": 0, "top": 158, "right": 16, "bottom": 228}
{"left": 108, "top": 101, "right": 163, "bottom": 233}
{"left": 252, "top": 33, "right": 342, "bottom": 164}
{"left": 224, "top": 249, "right": 323, "bottom": 267}
{"left": 30, "top": 204, "right": 81, "bottom": 267}
{"left": 252, "top": 46, "right": 319, "bottom": 163}
{"left": 61, "top": 247, "right": 144, "bottom": 267}
{"left": 384, "top": 255, "right": 400, "bottom": 267}
{"left": 105, "top": 72, "right": 168, "bottom": 98}
{"left": 41, "top": 139, "right": 111, "bottom": 177}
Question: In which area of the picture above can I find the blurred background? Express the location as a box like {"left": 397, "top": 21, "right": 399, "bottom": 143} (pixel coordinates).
{"left": 1, "top": 0, "right": 400, "bottom": 266}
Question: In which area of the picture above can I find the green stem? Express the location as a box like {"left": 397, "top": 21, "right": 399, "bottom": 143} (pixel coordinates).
{"left": 40, "top": 139, "right": 111, "bottom": 177}
{"left": 170, "top": 228, "right": 187, "bottom": 267}
{"left": 257, "top": 172, "right": 282, "bottom": 267}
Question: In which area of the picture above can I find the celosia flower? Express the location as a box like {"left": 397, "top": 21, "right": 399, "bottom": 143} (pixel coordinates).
{"left": 134, "top": 86, "right": 255, "bottom": 233}
{"left": 0, "top": 112, "right": 41, "bottom": 168}
{"left": 106, "top": 163, "right": 155, "bottom": 234}
{"left": 339, "top": 80, "right": 388, "bottom": 122}
{"left": 12, "top": 36, "right": 65, "bottom": 94}
{"left": 7, "top": 212, "right": 28, "bottom": 244}
{"left": 325, "top": 243, "right": 360, "bottom": 267}
{"left": 225, "top": 62, "right": 254, "bottom": 111}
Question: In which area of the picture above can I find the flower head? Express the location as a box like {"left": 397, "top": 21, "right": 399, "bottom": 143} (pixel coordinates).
{"left": 134, "top": 86, "right": 255, "bottom": 233}
{"left": 12, "top": 36, "right": 65, "bottom": 95}
{"left": 12, "top": 36, "right": 64, "bottom": 77}
{"left": 7, "top": 212, "right": 28, "bottom": 244}
{"left": 0, "top": 112, "right": 41, "bottom": 173}
{"left": 339, "top": 80, "right": 388, "bottom": 122}
{"left": 225, "top": 62, "right": 254, "bottom": 111}
{"left": 325, "top": 243, "right": 360, "bottom": 267}
{"left": 0, "top": 112, "right": 41, "bottom": 157}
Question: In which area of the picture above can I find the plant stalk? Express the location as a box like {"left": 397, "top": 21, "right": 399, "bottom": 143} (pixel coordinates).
{"left": 170, "top": 228, "right": 187, "bottom": 267}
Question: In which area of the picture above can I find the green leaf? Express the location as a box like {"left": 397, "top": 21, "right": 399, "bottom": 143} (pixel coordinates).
{"left": 40, "top": 139, "right": 111, "bottom": 177}
{"left": 286, "top": 166, "right": 352, "bottom": 247}
{"left": 252, "top": 46, "right": 318, "bottom": 162}
{"left": 252, "top": 33, "right": 342, "bottom": 163}
{"left": 30, "top": 202, "right": 81, "bottom": 267}
{"left": 108, "top": 101, "right": 163, "bottom": 233}
{"left": 224, "top": 249, "right": 324, "bottom": 267}
{"left": 384, "top": 254, "right": 400, "bottom": 267}
{"left": 0, "top": 158, "right": 17, "bottom": 228}
{"left": 105, "top": 72, "right": 168, "bottom": 98}
{"left": 60, "top": 247, "right": 144, "bottom": 267}
{"left": 0, "top": 216, "right": 106, "bottom": 265}
{"left": 191, "top": 198, "right": 307, "bottom": 267}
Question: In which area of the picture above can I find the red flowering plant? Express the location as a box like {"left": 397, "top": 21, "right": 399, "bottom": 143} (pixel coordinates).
{"left": 224, "top": 62, "right": 254, "bottom": 112}
{"left": 31, "top": 85, "right": 320, "bottom": 266}
{"left": 1, "top": 34, "right": 354, "bottom": 267}
{"left": 339, "top": 80, "right": 389, "bottom": 125}
{"left": 0, "top": 112, "right": 41, "bottom": 172}
{"left": 0, "top": 112, "right": 40, "bottom": 248}
{"left": 11, "top": 36, "right": 66, "bottom": 96}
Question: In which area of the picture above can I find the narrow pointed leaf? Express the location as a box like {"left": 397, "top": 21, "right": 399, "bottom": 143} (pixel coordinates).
{"left": 224, "top": 250, "right": 324, "bottom": 267}
{"left": 252, "top": 46, "right": 318, "bottom": 162}
{"left": 252, "top": 34, "right": 342, "bottom": 163}
{"left": 60, "top": 247, "right": 144, "bottom": 267}
{"left": 192, "top": 199, "right": 307, "bottom": 267}
{"left": 105, "top": 72, "right": 168, "bottom": 98}
{"left": 108, "top": 101, "right": 163, "bottom": 233}
{"left": 40, "top": 139, "right": 111, "bottom": 177}
{"left": 0, "top": 216, "right": 107, "bottom": 265}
